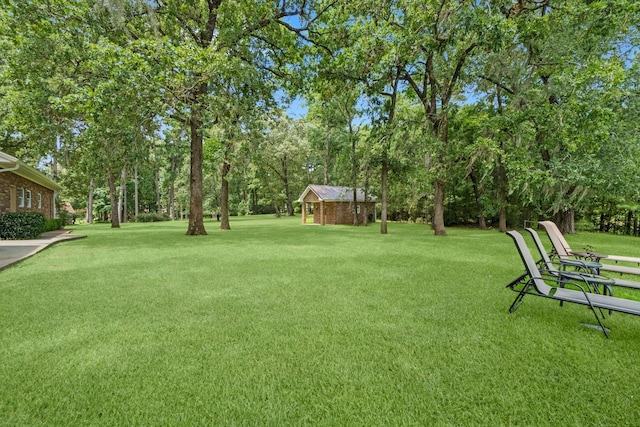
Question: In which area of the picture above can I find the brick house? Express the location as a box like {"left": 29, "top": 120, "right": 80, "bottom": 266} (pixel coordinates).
{"left": 0, "top": 151, "right": 62, "bottom": 219}
{"left": 298, "top": 185, "right": 376, "bottom": 225}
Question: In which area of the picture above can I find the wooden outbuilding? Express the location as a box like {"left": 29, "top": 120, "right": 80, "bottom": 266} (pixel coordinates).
{"left": 0, "top": 151, "right": 62, "bottom": 219}
{"left": 298, "top": 185, "right": 376, "bottom": 225}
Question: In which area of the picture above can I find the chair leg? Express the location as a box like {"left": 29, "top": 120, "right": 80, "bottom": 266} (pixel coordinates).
{"left": 580, "top": 321, "right": 610, "bottom": 338}
{"left": 603, "top": 285, "right": 614, "bottom": 315}
{"left": 585, "top": 305, "right": 610, "bottom": 338}
{"left": 508, "top": 286, "right": 529, "bottom": 313}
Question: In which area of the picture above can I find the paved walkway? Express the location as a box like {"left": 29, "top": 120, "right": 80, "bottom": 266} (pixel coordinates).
{"left": 0, "top": 230, "right": 86, "bottom": 271}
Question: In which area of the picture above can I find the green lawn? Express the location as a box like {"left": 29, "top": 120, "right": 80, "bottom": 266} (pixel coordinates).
{"left": 2, "top": 216, "right": 640, "bottom": 425}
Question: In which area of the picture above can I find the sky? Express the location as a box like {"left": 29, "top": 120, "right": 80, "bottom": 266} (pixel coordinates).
{"left": 285, "top": 96, "right": 309, "bottom": 119}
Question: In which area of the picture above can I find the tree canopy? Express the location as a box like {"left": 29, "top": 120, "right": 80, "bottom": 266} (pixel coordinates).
{"left": 1, "top": 0, "right": 638, "bottom": 235}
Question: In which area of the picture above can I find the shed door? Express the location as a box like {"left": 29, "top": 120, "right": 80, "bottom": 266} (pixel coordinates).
{"left": 9, "top": 185, "right": 16, "bottom": 212}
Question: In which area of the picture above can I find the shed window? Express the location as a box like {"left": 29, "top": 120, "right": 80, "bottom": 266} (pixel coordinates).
{"left": 18, "top": 187, "right": 24, "bottom": 207}
{"left": 37, "top": 193, "right": 42, "bottom": 209}
{"left": 26, "top": 190, "right": 32, "bottom": 208}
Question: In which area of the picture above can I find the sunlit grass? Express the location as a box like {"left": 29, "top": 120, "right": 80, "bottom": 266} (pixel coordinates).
{"left": 2, "top": 216, "right": 640, "bottom": 425}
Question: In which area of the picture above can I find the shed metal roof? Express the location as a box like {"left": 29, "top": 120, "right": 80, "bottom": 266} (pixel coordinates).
{"left": 298, "top": 185, "right": 375, "bottom": 202}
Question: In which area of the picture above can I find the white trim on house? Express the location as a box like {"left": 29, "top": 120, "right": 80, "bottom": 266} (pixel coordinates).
{"left": 0, "top": 151, "right": 62, "bottom": 191}
{"left": 18, "top": 187, "right": 24, "bottom": 208}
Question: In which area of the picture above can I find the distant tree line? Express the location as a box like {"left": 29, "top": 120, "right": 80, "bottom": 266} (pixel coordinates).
{"left": 1, "top": 0, "right": 638, "bottom": 235}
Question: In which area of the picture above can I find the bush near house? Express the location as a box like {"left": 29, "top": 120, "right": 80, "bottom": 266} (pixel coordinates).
{"left": 43, "top": 218, "right": 65, "bottom": 232}
{"left": 58, "top": 209, "right": 76, "bottom": 226}
{"left": 0, "top": 212, "right": 47, "bottom": 240}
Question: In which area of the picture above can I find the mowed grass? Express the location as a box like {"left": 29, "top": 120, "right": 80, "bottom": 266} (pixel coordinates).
{"left": 2, "top": 216, "right": 640, "bottom": 425}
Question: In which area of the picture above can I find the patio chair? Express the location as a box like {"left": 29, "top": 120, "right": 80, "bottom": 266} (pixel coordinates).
{"left": 506, "top": 230, "right": 640, "bottom": 338}
{"left": 539, "top": 220, "right": 640, "bottom": 277}
{"left": 536, "top": 220, "right": 602, "bottom": 274}
{"left": 525, "top": 227, "right": 640, "bottom": 293}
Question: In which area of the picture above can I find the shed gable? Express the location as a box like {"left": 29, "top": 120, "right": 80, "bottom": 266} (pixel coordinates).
{"left": 298, "top": 185, "right": 376, "bottom": 225}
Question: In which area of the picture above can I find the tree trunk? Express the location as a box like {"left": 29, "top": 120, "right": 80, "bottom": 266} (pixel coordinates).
{"left": 324, "top": 122, "right": 331, "bottom": 185}
{"left": 169, "top": 156, "right": 176, "bottom": 219}
{"left": 134, "top": 166, "right": 139, "bottom": 218}
{"left": 282, "top": 156, "right": 294, "bottom": 216}
{"left": 554, "top": 209, "right": 575, "bottom": 234}
{"left": 154, "top": 143, "right": 162, "bottom": 214}
{"left": 380, "top": 152, "right": 388, "bottom": 234}
{"left": 469, "top": 168, "right": 487, "bottom": 229}
{"left": 432, "top": 178, "right": 447, "bottom": 235}
{"left": 431, "top": 112, "right": 449, "bottom": 236}
{"left": 363, "top": 171, "right": 370, "bottom": 226}
{"left": 241, "top": 165, "right": 249, "bottom": 215}
{"left": 108, "top": 169, "right": 120, "bottom": 228}
{"left": 499, "top": 206, "right": 507, "bottom": 232}
{"left": 87, "top": 177, "right": 94, "bottom": 225}
{"left": 496, "top": 160, "right": 508, "bottom": 232}
{"left": 351, "top": 127, "right": 358, "bottom": 227}
{"left": 118, "top": 167, "right": 127, "bottom": 224}
{"left": 186, "top": 85, "right": 207, "bottom": 236}
{"left": 220, "top": 161, "right": 231, "bottom": 230}
{"left": 352, "top": 187, "right": 358, "bottom": 226}
{"left": 494, "top": 89, "right": 505, "bottom": 233}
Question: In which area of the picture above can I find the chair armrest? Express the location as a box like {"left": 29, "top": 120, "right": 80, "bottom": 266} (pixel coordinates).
{"left": 559, "top": 258, "right": 601, "bottom": 274}
{"left": 570, "top": 251, "right": 608, "bottom": 262}
{"left": 540, "top": 272, "right": 598, "bottom": 294}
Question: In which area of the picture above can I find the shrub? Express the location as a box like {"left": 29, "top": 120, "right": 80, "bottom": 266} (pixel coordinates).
{"left": 237, "top": 200, "right": 251, "bottom": 216}
{"left": 43, "top": 218, "right": 65, "bottom": 232}
{"left": 135, "top": 212, "right": 170, "bottom": 223}
{"left": 0, "top": 212, "right": 46, "bottom": 240}
{"left": 59, "top": 210, "right": 77, "bottom": 225}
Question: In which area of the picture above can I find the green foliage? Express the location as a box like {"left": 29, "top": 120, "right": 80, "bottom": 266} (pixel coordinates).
{"left": 57, "top": 209, "right": 76, "bottom": 226}
{"left": 134, "top": 212, "right": 170, "bottom": 223}
{"left": 235, "top": 199, "right": 251, "bottom": 216}
{"left": 43, "top": 218, "right": 65, "bottom": 232}
{"left": 0, "top": 212, "right": 46, "bottom": 239}
{"left": 2, "top": 0, "right": 640, "bottom": 235}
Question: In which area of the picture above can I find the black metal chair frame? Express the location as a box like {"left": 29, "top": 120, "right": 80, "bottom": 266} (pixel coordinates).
{"left": 524, "top": 227, "right": 616, "bottom": 296}
{"left": 506, "top": 230, "right": 640, "bottom": 338}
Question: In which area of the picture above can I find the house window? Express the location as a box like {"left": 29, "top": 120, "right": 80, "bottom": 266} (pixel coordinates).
{"left": 26, "top": 190, "right": 32, "bottom": 208}
{"left": 37, "top": 193, "right": 42, "bottom": 209}
{"left": 18, "top": 187, "right": 24, "bottom": 207}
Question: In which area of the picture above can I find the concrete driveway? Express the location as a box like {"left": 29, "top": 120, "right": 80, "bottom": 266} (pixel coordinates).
{"left": 0, "top": 230, "right": 86, "bottom": 271}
